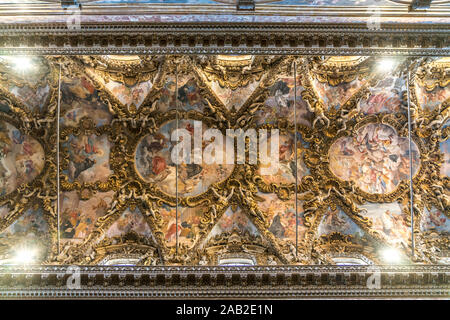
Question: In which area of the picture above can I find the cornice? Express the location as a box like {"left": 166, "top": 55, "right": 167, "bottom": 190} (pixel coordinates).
{"left": 0, "top": 265, "right": 448, "bottom": 298}
{"left": 0, "top": 3, "right": 450, "bottom": 16}
{"left": 0, "top": 1, "right": 449, "bottom": 56}
{"left": 0, "top": 22, "right": 448, "bottom": 55}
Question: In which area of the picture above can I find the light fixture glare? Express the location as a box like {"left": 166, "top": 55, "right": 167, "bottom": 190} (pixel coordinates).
{"left": 381, "top": 248, "right": 401, "bottom": 264}
{"left": 14, "top": 248, "right": 35, "bottom": 265}
{"left": 377, "top": 58, "right": 395, "bottom": 72}
{"left": 10, "top": 56, "right": 32, "bottom": 72}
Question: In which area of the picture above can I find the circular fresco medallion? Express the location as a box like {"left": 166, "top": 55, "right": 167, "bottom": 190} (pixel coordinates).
{"left": 135, "top": 119, "right": 234, "bottom": 197}
{"left": 329, "top": 123, "right": 420, "bottom": 194}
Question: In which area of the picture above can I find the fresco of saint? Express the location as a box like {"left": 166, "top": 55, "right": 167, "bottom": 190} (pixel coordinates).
{"left": 210, "top": 78, "right": 260, "bottom": 110}
{"left": 160, "top": 205, "right": 206, "bottom": 247}
{"left": 135, "top": 121, "right": 177, "bottom": 195}
{"left": 104, "top": 79, "right": 153, "bottom": 110}
{"left": 60, "top": 190, "right": 115, "bottom": 241}
{"left": 415, "top": 84, "right": 450, "bottom": 111}
{"left": 313, "top": 78, "right": 364, "bottom": 110}
{"left": 256, "top": 193, "right": 306, "bottom": 244}
{"left": 177, "top": 76, "right": 207, "bottom": 111}
{"left": 64, "top": 134, "right": 112, "bottom": 183}
{"left": 158, "top": 205, "right": 178, "bottom": 246}
{"left": 154, "top": 77, "right": 177, "bottom": 112}
{"left": 9, "top": 83, "right": 50, "bottom": 112}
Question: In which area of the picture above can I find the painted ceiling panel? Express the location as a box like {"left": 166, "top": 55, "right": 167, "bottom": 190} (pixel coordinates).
{"left": 359, "top": 75, "right": 406, "bottom": 115}
{"left": 318, "top": 207, "right": 365, "bottom": 238}
{"left": 256, "top": 132, "right": 309, "bottom": 186}
{"left": 358, "top": 202, "right": 410, "bottom": 248}
{"left": 415, "top": 84, "right": 450, "bottom": 111}
{"left": 177, "top": 205, "right": 208, "bottom": 247}
{"left": 60, "top": 190, "right": 116, "bottom": 241}
{"left": 209, "top": 79, "right": 260, "bottom": 111}
{"left": 0, "top": 56, "right": 53, "bottom": 116}
{"left": 0, "top": 205, "right": 50, "bottom": 264}
{"left": 88, "top": 69, "right": 154, "bottom": 111}
{"left": 60, "top": 71, "right": 113, "bottom": 127}
{"left": 63, "top": 133, "right": 113, "bottom": 184}
{"left": 420, "top": 206, "right": 450, "bottom": 234}
{"left": 329, "top": 123, "right": 420, "bottom": 195}
{"left": 313, "top": 78, "right": 365, "bottom": 111}
{"left": 255, "top": 193, "right": 299, "bottom": 245}
{"left": 0, "top": 121, "right": 45, "bottom": 196}
{"left": 135, "top": 121, "right": 178, "bottom": 196}
{"left": 0, "top": 54, "right": 447, "bottom": 266}
{"left": 207, "top": 206, "right": 261, "bottom": 239}
{"left": 104, "top": 207, "right": 153, "bottom": 239}
{"left": 257, "top": 79, "right": 312, "bottom": 127}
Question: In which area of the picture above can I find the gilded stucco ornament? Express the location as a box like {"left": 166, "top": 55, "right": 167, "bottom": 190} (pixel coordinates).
{"left": 309, "top": 56, "right": 371, "bottom": 86}
{"left": 194, "top": 55, "right": 282, "bottom": 90}
{"left": 415, "top": 57, "right": 450, "bottom": 92}
{"left": 0, "top": 55, "right": 448, "bottom": 267}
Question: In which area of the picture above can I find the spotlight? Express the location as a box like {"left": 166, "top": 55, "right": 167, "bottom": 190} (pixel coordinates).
{"left": 10, "top": 56, "right": 32, "bottom": 72}
{"left": 381, "top": 248, "right": 401, "bottom": 264}
{"left": 14, "top": 248, "right": 35, "bottom": 265}
{"left": 376, "top": 58, "right": 396, "bottom": 73}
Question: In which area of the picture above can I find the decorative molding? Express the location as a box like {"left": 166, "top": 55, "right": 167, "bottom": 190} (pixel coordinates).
{"left": 0, "top": 23, "right": 449, "bottom": 55}
{"left": 0, "top": 265, "right": 448, "bottom": 299}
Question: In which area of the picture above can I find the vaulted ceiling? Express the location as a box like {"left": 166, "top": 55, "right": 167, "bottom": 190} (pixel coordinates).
{"left": 0, "top": 55, "right": 448, "bottom": 266}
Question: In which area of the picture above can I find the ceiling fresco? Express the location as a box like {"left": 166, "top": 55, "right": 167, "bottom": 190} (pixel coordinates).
{"left": 0, "top": 0, "right": 417, "bottom": 5}
{"left": 0, "top": 54, "right": 448, "bottom": 266}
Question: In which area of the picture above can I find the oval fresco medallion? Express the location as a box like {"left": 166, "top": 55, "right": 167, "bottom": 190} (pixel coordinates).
{"left": 135, "top": 119, "right": 234, "bottom": 197}
{"left": 329, "top": 123, "right": 420, "bottom": 194}
{"left": 0, "top": 121, "right": 45, "bottom": 196}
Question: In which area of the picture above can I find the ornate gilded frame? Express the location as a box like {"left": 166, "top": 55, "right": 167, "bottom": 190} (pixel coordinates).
{"left": 0, "top": 7, "right": 448, "bottom": 297}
